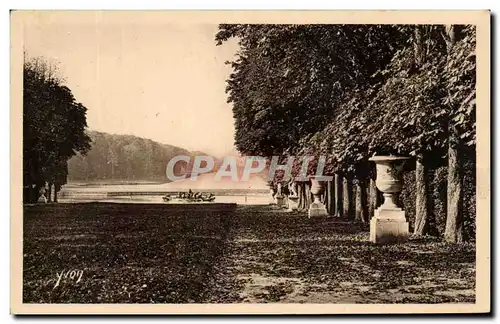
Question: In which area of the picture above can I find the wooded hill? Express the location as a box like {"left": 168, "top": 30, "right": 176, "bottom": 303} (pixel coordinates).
{"left": 67, "top": 131, "right": 213, "bottom": 182}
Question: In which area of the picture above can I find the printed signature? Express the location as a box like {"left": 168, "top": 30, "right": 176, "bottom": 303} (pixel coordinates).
{"left": 53, "top": 269, "right": 84, "bottom": 289}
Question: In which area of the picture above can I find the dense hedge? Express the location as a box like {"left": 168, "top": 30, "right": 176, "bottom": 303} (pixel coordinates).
{"left": 400, "top": 157, "right": 476, "bottom": 240}
{"left": 462, "top": 156, "right": 477, "bottom": 241}
{"left": 400, "top": 170, "right": 417, "bottom": 232}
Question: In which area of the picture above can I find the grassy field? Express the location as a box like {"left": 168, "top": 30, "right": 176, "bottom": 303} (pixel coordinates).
{"left": 23, "top": 203, "right": 475, "bottom": 304}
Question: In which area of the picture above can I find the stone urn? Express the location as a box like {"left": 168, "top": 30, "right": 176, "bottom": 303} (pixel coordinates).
{"left": 268, "top": 183, "right": 276, "bottom": 205}
{"left": 308, "top": 176, "right": 328, "bottom": 218}
{"left": 309, "top": 176, "right": 325, "bottom": 203}
{"left": 287, "top": 182, "right": 299, "bottom": 212}
{"left": 368, "top": 155, "right": 409, "bottom": 243}
{"left": 275, "top": 183, "right": 285, "bottom": 208}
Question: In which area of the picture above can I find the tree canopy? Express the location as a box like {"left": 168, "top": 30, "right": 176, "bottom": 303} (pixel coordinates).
{"left": 23, "top": 56, "right": 92, "bottom": 202}
{"left": 216, "top": 24, "right": 408, "bottom": 158}
{"left": 216, "top": 24, "right": 476, "bottom": 178}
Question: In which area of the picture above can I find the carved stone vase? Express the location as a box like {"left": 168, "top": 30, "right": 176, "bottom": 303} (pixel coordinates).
{"left": 368, "top": 155, "right": 409, "bottom": 243}
{"left": 287, "top": 182, "right": 299, "bottom": 212}
{"left": 276, "top": 183, "right": 285, "bottom": 208}
{"left": 308, "top": 176, "right": 328, "bottom": 218}
{"left": 268, "top": 183, "right": 276, "bottom": 205}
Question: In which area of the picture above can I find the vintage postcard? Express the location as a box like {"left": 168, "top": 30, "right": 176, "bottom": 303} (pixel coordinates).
{"left": 10, "top": 10, "right": 490, "bottom": 314}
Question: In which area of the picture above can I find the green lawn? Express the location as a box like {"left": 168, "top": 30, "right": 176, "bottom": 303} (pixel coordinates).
{"left": 23, "top": 203, "right": 475, "bottom": 303}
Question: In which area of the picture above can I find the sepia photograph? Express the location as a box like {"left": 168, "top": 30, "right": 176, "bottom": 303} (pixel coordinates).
{"left": 10, "top": 10, "right": 490, "bottom": 314}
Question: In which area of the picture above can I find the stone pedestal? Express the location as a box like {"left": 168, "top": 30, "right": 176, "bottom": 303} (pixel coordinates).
{"left": 308, "top": 176, "right": 328, "bottom": 218}
{"left": 276, "top": 195, "right": 285, "bottom": 208}
{"left": 269, "top": 188, "right": 276, "bottom": 205}
{"left": 288, "top": 195, "right": 299, "bottom": 211}
{"left": 370, "top": 206, "right": 409, "bottom": 243}
{"left": 368, "top": 155, "right": 410, "bottom": 244}
{"left": 308, "top": 200, "right": 328, "bottom": 217}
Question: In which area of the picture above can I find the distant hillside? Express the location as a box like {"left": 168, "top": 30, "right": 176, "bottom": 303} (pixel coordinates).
{"left": 67, "top": 131, "right": 215, "bottom": 182}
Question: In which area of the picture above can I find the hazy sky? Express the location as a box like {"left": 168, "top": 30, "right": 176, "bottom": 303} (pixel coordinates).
{"left": 23, "top": 14, "right": 239, "bottom": 157}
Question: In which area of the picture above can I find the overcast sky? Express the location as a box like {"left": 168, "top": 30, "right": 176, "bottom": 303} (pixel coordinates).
{"left": 23, "top": 13, "right": 239, "bottom": 157}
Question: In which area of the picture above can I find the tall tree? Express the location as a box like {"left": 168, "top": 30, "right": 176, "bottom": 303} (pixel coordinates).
{"left": 23, "top": 56, "right": 91, "bottom": 203}
{"left": 217, "top": 24, "right": 476, "bottom": 241}
{"left": 442, "top": 25, "right": 476, "bottom": 243}
{"left": 216, "top": 24, "right": 406, "bottom": 158}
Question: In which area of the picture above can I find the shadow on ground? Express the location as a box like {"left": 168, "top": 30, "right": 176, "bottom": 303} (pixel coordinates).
{"left": 23, "top": 203, "right": 475, "bottom": 304}
{"left": 207, "top": 205, "right": 475, "bottom": 304}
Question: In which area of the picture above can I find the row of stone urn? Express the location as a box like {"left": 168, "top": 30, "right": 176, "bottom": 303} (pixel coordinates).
{"left": 269, "top": 182, "right": 300, "bottom": 212}
{"left": 270, "top": 156, "right": 410, "bottom": 244}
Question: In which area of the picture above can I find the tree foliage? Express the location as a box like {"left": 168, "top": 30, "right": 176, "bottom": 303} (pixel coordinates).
{"left": 217, "top": 24, "right": 476, "bottom": 240}
{"left": 23, "top": 56, "right": 92, "bottom": 202}
{"left": 217, "top": 24, "right": 475, "bottom": 177}
{"left": 216, "top": 24, "right": 408, "bottom": 158}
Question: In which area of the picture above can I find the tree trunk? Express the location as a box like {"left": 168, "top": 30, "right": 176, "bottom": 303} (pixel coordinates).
{"left": 24, "top": 186, "right": 33, "bottom": 204}
{"left": 323, "top": 181, "right": 329, "bottom": 206}
{"left": 47, "top": 182, "right": 52, "bottom": 203}
{"left": 34, "top": 184, "right": 40, "bottom": 204}
{"left": 334, "top": 174, "right": 343, "bottom": 217}
{"left": 326, "top": 180, "right": 335, "bottom": 215}
{"left": 443, "top": 24, "right": 464, "bottom": 243}
{"left": 343, "top": 177, "right": 354, "bottom": 220}
{"left": 54, "top": 187, "right": 58, "bottom": 203}
{"left": 445, "top": 144, "right": 463, "bottom": 243}
{"left": 413, "top": 26, "right": 425, "bottom": 66}
{"left": 348, "top": 180, "right": 355, "bottom": 220}
{"left": 414, "top": 157, "right": 429, "bottom": 235}
{"left": 342, "top": 178, "right": 349, "bottom": 218}
{"left": 305, "top": 182, "right": 312, "bottom": 209}
{"left": 355, "top": 182, "right": 362, "bottom": 222}
{"left": 368, "top": 178, "right": 378, "bottom": 219}
{"left": 355, "top": 180, "right": 368, "bottom": 223}
{"left": 297, "top": 182, "right": 304, "bottom": 210}
{"left": 361, "top": 180, "right": 368, "bottom": 222}
{"left": 298, "top": 182, "right": 311, "bottom": 212}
